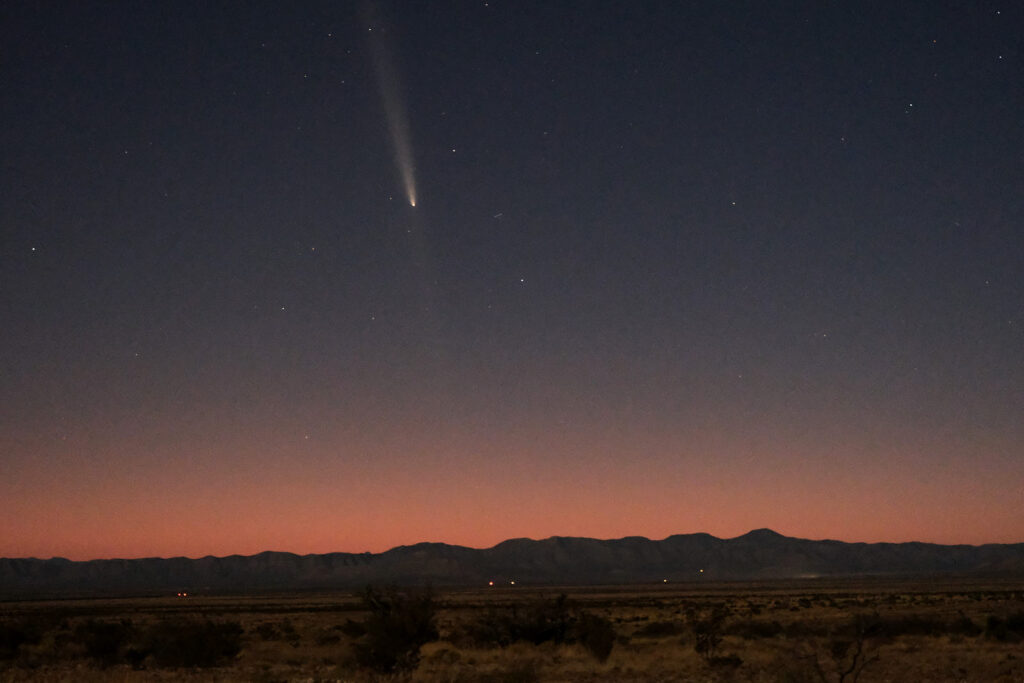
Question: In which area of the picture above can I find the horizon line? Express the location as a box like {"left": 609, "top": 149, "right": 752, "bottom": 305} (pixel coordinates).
{"left": 6, "top": 528, "right": 1018, "bottom": 563}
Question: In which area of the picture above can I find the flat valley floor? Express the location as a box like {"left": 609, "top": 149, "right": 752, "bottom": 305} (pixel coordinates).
{"left": 2, "top": 577, "right": 1023, "bottom": 681}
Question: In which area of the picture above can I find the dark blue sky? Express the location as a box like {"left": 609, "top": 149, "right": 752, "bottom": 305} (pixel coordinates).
{"left": 2, "top": 1, "right": 1021, "bottom": 558}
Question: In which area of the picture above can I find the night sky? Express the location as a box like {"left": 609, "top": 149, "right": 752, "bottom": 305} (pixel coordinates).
{"left": 3, "top": 1, "right": 1021, "bottom": 560}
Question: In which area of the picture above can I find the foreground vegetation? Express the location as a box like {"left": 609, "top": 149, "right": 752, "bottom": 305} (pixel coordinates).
{"left": 1, "top": 578, "right": 1023, "bottom": 681}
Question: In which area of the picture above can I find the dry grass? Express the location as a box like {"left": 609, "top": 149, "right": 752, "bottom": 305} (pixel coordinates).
{"left": 2, "top": 579, "right": 1022, "bottom": 681}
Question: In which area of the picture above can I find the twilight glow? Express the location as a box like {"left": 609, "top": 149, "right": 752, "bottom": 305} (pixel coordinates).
{"left": 1, "top": 2, "right": 1021, "bottom": 561}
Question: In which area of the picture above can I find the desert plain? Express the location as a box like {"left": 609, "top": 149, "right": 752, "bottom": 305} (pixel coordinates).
{"left": 2, "top": 577, "right": 1023, "bottom": 682}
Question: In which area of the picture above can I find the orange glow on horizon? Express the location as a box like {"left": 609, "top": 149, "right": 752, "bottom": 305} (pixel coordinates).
{"left": 2, "top": 404, "right": 1021, "bottom": 560}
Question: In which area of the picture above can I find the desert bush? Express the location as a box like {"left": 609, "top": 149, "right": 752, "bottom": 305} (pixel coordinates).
{"left": 315, "top": 627, "right": 342, "bottom": 646}
{"left": 252, "top": 618, "right": 299, "bottom": 644}
{"left": 633, "top": 619, "right": 685, "bottom": 638}
{"left": 424, "top": 646, "right": 461, "bottom": 666}
{"left": 825, "top": 619, "right": 879, "bottom": 682}
{"left": 575, "top": 612, "right": 615, "bottom": 663}
{"left": 1007, "top": 611, "right": 1024, "bottom": 631}
{"left": 278, "top": 618, "right": 300, "bottom": 644}
{"left": 254, "top": 622, "right": 283, "bottom": 641}
{"left": 342, "top": 585, "right": 439, "bottom": 673}
{"left": 727, "top": 618, "right": 784, "bottom": 640}
{"left": 457, "top": 594, "right": 615, "bottom": 662}
{"left": 781, "top": 619, "right": 831, "bottom": 638}
{"left": 948, "top": 614, "right": 983, "bottom": 637}
{"left": 778, "top": 613, "right": 880, "bottom": 683}
{"left": 867, "top": 612, "right": 988, "bottom": 639}
{"left": 454, "top": 608, "right": 510, "bottom": 648}
{"left": 0, "top": 620, "right": 45, "bottom": 661}
{"left": 74, "top": 619, "right": 136, "bottom": 667}
{"left": 709, "top": 653, "right": 743, "bottom": 668}
{"left": 871, "top": 614, "right": 947, "bottom": 638}
{"left": 508, "top": 593, "right": 574, "bottom": 645}
{"left": 460, "top": 594, "right": 572, "bottom": 647}
{"left": 985, "top": 615, "right": 1006, "bottom": 640}
{"left": 143, "top": 618, "right": 243, "bottom": 668}
{"left": 489, "top": 657, "right": 541, "bottom": 683}
{"left": 985, "top": 611, "right": 1024, "bottom": 642}
{"left": 689, "top": 605, "right": 728, "bottom": 661}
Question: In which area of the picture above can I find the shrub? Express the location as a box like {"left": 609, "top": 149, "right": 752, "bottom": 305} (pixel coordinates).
{"left": 876, "top": 615, "right": 936, "bottom": 638}
{"left": 458, "top": 595, "right": 616, "bottom": 662}
{"left": 75, "top": 619, "right": 136, "bottom": 667}
{"left": 709, "top": 653, "right": 742, "bottom": 668}
{"left": 509, "top": 593, "right": 574, "bottom": 645}
{"left": 1007, "top": 611, "right": 1024, "bottom": 632}
{"left": 343, "top": 585, "right": 439, "bottom": 673}
{"left": 948, "top": 615, "right": 982, "bottom": 637}
{"left": 985, "top": 615, "right": 1006, "bottom": 640}
{"left": 315, "top": 628, "right": 342, "bottom": 646}
{"left": 0, "top": 620, "right": 47, "bottom": 661}
{"left": 727, "top": 618, "right": 783, "bottom": 640}
{"left": 985, "top": 612, "right": 1024, "bottom": 642}
{"left": 775, "top": 614, "right": 880, "bottom": 683}
{"left": 490, "top": 657, "right": 541, "bottom": 683}
{"left": 633, "top": 620, "right": 685, "bottom": 638}
{"left": 461, "top": 594, "right": 572, "bottom": 648}
{"left": 143, "top": 619, "right": 243, "bottom": 668}
{"left": 824, "top": 613, "right": 881, "bottom": 683}
{"left": 574, "top": 612, "right": 615, "bottom": 663}
{"left": 254, "top": 622, "right": 283, "bottom": 641}
{"left": 690, "top": 605, "right": 727, "bottom": 661}
{"left": 781, "top": 619, "right": 830, "bottom": 638}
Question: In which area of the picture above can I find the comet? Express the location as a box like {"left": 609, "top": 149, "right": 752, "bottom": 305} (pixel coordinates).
{"left": 366, "top": 4, "right": 417, "bottom": 208}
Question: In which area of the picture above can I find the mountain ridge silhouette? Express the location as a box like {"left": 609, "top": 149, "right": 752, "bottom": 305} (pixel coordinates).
{"left": 3, "top": 529, "right": 1023, "bottom": 597}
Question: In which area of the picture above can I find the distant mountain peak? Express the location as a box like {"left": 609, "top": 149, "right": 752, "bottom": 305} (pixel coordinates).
{"left": 740, "top": 528, "right": 786, "bottom": 539}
